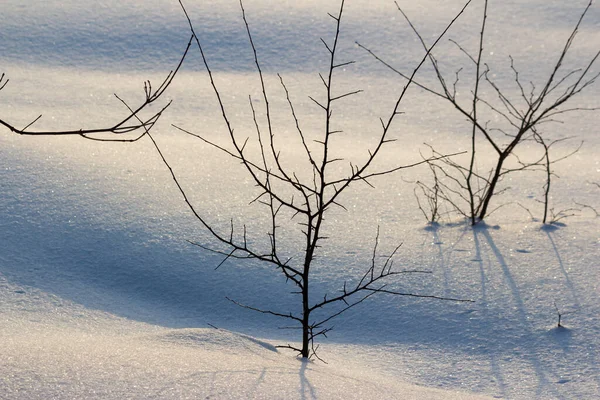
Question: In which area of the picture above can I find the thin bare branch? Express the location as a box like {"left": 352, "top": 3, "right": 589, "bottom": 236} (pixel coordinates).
{"left": 1, "top": 35, "right": 193, "bottom": 138}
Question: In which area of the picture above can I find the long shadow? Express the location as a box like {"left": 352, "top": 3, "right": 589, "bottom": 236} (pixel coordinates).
{"left": 475, "top": 225, "right": 561, "bottom": 399}
{"left": 152, "top": 367, "right": 269, "bottom": 398}
{"left": 299, "top": 360, "right": 317, "bottom": 400}
{"left": 154, "top": 362, "right": 317, "bottom": 399}
{"left": 0, "top": 192, "right": 297, "bottom": 337}
{"left": 470, "top": 227, "right": 507, "bottom": 398}
{"left": 542, "top": 227, "right": 581, "bottom": 309}
{"left": 426, "top": 222, "right": 472, "bottom": 298}
{"left": 1, "top": 7, "right": 396, "bottom": 75}
{"left": 543, "top": 226, "right": 600, "bottom": 391}
{"left": 424, "top": 223, "right": 451, "bottom": 297}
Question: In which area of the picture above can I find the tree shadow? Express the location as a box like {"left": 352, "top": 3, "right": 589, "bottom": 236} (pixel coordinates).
{"left": 547, "top": 326, "right": 573, "bottom": 352}
{"left": 474, "top": 224, "right": 563, "bottom": 399}
{"left": 470, "top": 226, "right": 508, "bottom": 399}
{"left": 412, "top": 220, "right": 593, "bottom": 399}
{"left": 154, "top": 358, "right": 317, "bottom": 399}
{"left": 542, "top": 227, "right": 581, "bottom": 309}
{"left": 299, "top": 359, "right": 317, "bottom": 400}
{"left": 542, "top": 226, "right": 600, "bottom": 391}
{"left": 0, "top": 193, "right": 297, "bottom": 337}
{"left": 152, "top": 367, "right": 270, "bottom": 398}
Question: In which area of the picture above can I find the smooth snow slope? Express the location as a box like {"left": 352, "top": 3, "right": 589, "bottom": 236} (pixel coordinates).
{"left": 2, "top": 274, "right": 498, "bottom": 399}
{"left": 1, "top": 278, "right": 495, "bottom": 399}
{"left": 1, "top": 0, "right": 599, "bottom": 399}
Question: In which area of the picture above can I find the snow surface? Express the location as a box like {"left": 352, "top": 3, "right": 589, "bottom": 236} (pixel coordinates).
{"left": 1, "top": 280, "right": 496, "bottom": 399}
{"left": 1, "top": 0, "right": 599, "bottom": 399}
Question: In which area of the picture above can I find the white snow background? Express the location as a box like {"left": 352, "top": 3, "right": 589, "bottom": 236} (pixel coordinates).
{"left": 0, "top": 0, "right": 599, "bottom": 398}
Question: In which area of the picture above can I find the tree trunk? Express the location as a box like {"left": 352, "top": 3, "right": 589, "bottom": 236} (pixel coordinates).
{"left": 477, "top": 154, "right": 507, "bottom": 221}
{"left": 301, "top": 272, "right": 310, "bottom": 358}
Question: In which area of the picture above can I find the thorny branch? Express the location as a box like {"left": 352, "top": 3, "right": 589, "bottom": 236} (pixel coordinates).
{"left": 0, "top": 36, "right": 194, "bottom": 141}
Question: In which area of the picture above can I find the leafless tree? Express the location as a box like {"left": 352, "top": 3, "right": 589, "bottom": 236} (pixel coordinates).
{"left": 360, "top": 0, "right": 599, "bottom": 225}
{"left": 142, "top": 0, "right": 472, "bottom": 360}
{"left": 0, "top": 0, "right": 475, "bottom": 360}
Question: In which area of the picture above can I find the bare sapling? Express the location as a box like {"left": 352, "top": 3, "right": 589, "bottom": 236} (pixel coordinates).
{"left": 360, "top": 0, "right": 599, "bottom": 225}
{"left": 414, "top": 162, "right": 443, "bottom": 224}
{"left": 554, "top": 301, "right": 578, "bottom": 328}
{"left": 413, "top": 156, "right": 465, "bottom": 224}
{"left": 532, "top": 131, "right": 583, "bottom": 224}
{"left": 147, "top": 0, "right": 473, "bottom": 360}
